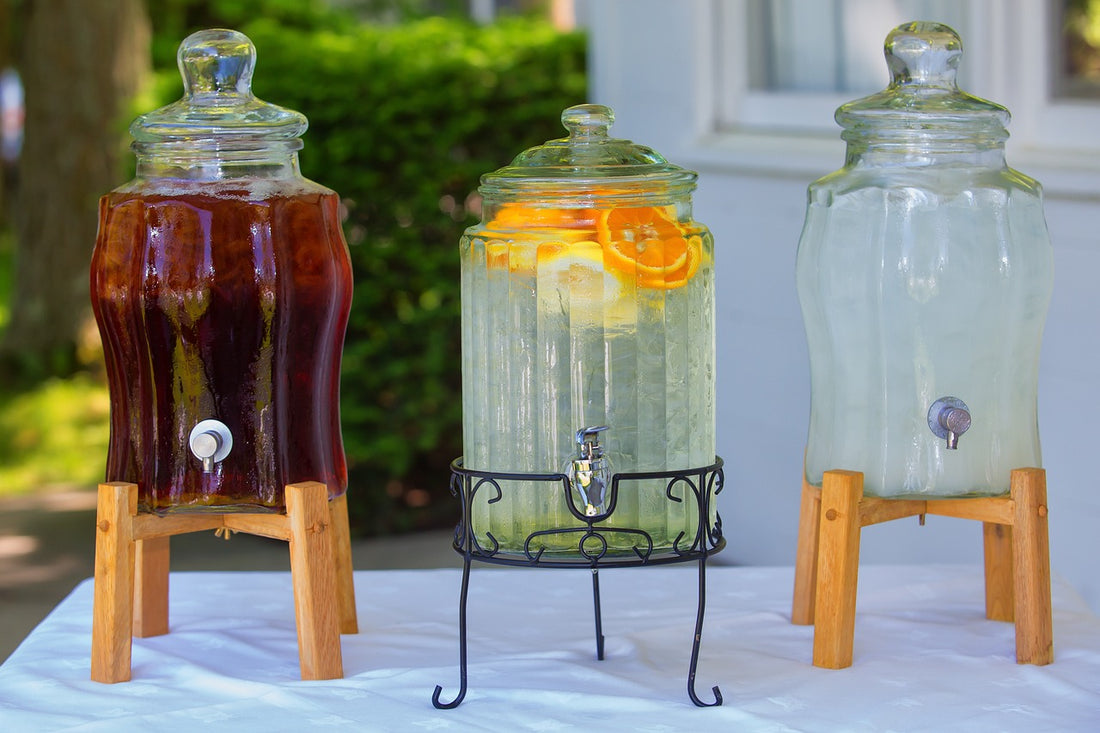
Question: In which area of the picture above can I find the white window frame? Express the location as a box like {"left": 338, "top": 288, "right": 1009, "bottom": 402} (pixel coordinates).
{"left": 693, "top": 0, "right": 1100, "bottom": 196}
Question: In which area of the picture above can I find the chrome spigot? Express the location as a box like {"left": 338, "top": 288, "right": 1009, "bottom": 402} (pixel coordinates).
{"left": 189, "top": 419, "right": 233, "bottom": 473}
{"left": 927, "top": 397, "right": 971, "bottom": 450}
{"left": 569, "top": 426, "right": 611, "bottom": 517}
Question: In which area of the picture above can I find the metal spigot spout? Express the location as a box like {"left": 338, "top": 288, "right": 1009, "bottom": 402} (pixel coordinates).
{"left": 940, "top": 407, "right": 971, "bottom": 449}
{"left": 928, "top": 397, "right": 971, "bottom": 450}
{"left": 570, "top": 425, "right": 611, "bottom": 517}
{"left": 189, "top": 419, "right": 233, "bottom": 473}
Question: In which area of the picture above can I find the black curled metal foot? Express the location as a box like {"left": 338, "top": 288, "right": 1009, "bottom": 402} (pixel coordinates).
{"left": 432, "top": 682, "right": 466, "bottom": 710}
{"left": 689, "top": 683, "right": 723, "bottom": 707}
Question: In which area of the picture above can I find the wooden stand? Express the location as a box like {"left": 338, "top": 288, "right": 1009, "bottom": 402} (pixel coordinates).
{"left": 792, "top": 467, "right": 1052, "bottom": 669}
{"left": 91, "top": 481, "right": 358, "bottom": 683}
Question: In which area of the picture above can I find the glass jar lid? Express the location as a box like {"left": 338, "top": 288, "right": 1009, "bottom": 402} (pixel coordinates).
{"left": 479, "top": 104, "right": 697, "bottom": 203}
{"left": 835, "top": 22, "right": 1008, "bottom": 141}
{"left": 130, "top": 28, "right": 306, "bottom": 144}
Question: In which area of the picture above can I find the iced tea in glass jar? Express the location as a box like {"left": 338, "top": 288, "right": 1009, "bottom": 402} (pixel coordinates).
{"left": 90, "top": 29, "right": 353, "bottom": 514}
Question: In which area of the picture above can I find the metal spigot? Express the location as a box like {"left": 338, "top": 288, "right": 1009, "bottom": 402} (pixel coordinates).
{"left": 569, "top": 426, "right": 611, "bottom": 517}
{"left": 189, "top": 419, "right": 233, "bottom": 473}
{"left": 927, "top": 397, "right": 971, "bottom": 450}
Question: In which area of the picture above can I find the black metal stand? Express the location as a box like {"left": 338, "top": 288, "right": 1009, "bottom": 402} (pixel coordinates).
{"left": 432, "top": 456, "right": 725, "bottom": 709}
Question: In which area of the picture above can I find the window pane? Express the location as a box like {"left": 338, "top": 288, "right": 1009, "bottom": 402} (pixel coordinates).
{"left": 747, "top": 0, "right": 970, "bottom": 94}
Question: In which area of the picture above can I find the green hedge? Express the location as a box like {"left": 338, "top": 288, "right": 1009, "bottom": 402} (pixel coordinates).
{"left": 193, "top": 18, "right": 586, "bottom": 533}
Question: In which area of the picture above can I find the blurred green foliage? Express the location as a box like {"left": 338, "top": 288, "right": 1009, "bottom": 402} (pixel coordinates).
{"left": 145, "top": 11, "right": 586, "bottom": 533}
{"left": 0, "top": 374, "right": 110, "bottom": 495}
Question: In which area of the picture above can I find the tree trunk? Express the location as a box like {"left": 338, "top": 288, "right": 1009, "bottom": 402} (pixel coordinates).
{"left": 2, "top": 0, "right": 150, "bottom": 376}
{"left": 0, "top": 0, "right": 15, "bottom": 223}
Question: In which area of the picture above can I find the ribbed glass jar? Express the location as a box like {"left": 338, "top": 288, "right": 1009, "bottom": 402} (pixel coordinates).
{"left": 461, "top": 105, "right": 716, "bottom": 554}
{"left": 90, "top": 29, "right": 352, "bottom": 514}
{"left": 796, "top": 22, "right": 1054, "bottom": 498}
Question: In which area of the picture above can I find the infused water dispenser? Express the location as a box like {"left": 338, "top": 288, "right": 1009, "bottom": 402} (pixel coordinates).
{"left": 459, "top": 104, "right": 718, "bottom": 556}
{"left": 436, "top": 104, "right": 724, "bottom": 708}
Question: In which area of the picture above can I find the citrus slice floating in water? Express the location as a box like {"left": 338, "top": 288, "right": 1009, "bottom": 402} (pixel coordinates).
{"left": 537, "top": 239, "right": 625, "bottom": 303}
{"left": 486, "top": 204, "right": 596, "bottom": 239}
{"left": 596, "top": 206, "right": 701, "bottom": 289}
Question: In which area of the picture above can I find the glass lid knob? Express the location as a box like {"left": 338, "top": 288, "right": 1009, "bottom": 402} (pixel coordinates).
{"left": 885, "top": 21, "right": 962, "bottom": 90}
{"left": 178, "top": 28, "right": 256, "bottom": 97}
{"left": 561, "top": 104, "right": 614, "bottom": 141}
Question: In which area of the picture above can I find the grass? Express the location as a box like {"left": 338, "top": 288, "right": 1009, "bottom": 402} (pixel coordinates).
{"left": 0, "top": 224, "right": 111, "bottom": 498}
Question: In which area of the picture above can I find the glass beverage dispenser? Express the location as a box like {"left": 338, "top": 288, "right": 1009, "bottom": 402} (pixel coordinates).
{"left": 796, "top": 22, "right": 1054, "bottom": 499}
{"left": 460, "top": 104, "right": 716, "bottom": 555}
{"left": 90, "top": 30, "right": 353, "bottom": 514}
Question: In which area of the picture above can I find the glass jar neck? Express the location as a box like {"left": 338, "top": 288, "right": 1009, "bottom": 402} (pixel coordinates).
{"left": 842, "top": 127, "right": 1007, "bottom": 169}
{"left": 132, "top": 139, "right": 303, "bottom": 180}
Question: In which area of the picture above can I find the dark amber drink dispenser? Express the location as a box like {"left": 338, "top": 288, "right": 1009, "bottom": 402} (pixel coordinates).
{"left": 90, "top": 29, "right": 352, "bottom": 514}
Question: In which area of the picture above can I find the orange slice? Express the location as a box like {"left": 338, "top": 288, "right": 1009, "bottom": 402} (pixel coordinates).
{"left": 536, "top": 239, "right": 624, "bottom": 302}
{"left": 485, "top": 239, "right": 509, "bottom": 269}
{"left": 596, "top": 206, "right": 700, "bottom": 289}
{"left": 486, "top": 203, "right": 597, "bottom": 234}
{"left": 638, "top": 235, "right": 703, "bottom": 289}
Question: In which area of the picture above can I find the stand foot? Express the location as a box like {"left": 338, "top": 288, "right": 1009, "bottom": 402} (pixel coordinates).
{"left": 811, "top": 470, "right": 862, "bottom": 670}
{"left": 687, "top": 554, "right": 723, "bottom": 707}
{"left": 133, "top": 536, "right": 170, "bottom": 638}
{"left": 791, "top": 478, "right": 821, "bottom": 625}
{"left": 983, "top": 521, "right": 1013, "bottom": 622}
{"left": 592, "top": 568, "right": 605, "bottom": 661}
{"left": 286, "top": 482, "right": 344, "bottom": 680}
{"left": 329, "top": 493, "right": 359, "bottom": 635}
{"left": 1010, "top": 468, "right": 1053, "bottom": 665}
{"left": 432, "top": 552, "right": 471, "bottom": 709}
{"left": 91, "top": 483, "right": 138, "bottom": 684}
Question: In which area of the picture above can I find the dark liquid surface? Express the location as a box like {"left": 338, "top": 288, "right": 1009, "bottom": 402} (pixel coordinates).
{"left": 91, "top": 187, "right": 353, "bottom": 513}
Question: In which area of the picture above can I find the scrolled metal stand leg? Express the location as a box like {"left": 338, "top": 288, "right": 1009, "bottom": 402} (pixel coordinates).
{"left": 687, "top": 554, "right": 722, "bottom": 707}
{"left": 591, "top": 568, "right": 605, "bottom": 661}
{"left": 432, "top": 551, "right": 471, "bottom": 709}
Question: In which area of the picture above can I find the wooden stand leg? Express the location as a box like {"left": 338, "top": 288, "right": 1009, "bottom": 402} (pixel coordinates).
{"left": 1011, "top": 468, "right": 1053, "bottom": 665}
{"left": 328, "top": 493, "right": 359, "bottom": 635}
{"left": 91, "top": 482, "right": 138, "bottom": 683}
{"left": 134, "top": 536, "right": 171, "bottom": 638}
{"left": 812, "top": 470, "right": 863, "bottom": 669}
{"left": 286, "top": 481, "right": 344, "bottom": 680}
{"left": 983, "top": 522, "right": 1014, "bottom": 622}
{"left": 792, "top": 480, "right": 821, "bottom": 625}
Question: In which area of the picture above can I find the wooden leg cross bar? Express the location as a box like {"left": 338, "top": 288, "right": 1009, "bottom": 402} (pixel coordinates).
{"left": 791, "top": 467, "right": 1052, "bottom": 669}
{"left": 91, "top": 481, "right": 358, "bottom": 683}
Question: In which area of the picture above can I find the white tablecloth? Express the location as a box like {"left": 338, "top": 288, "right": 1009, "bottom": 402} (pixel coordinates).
{"left": 0, "top": 565, "right": 1097, "bottom": 731}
